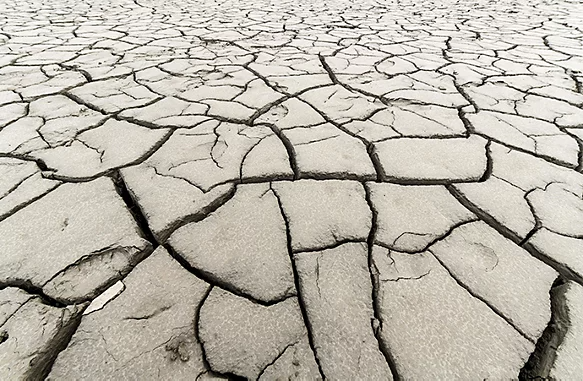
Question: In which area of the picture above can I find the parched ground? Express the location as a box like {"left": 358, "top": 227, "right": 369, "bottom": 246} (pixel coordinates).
{"left": 1, "top": 0, "right": 583, "bottom": 379}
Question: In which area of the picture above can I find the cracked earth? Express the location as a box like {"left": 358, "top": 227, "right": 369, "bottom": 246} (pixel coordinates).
{"left": 1, "top": 0, "right": 583, "bottom": 379}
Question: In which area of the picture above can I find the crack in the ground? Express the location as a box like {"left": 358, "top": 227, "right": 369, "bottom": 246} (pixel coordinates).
{"left": 0, "top": 183, "right": 62, "bottom": 223}
{"left": 255, "top": 337, "right": 302, "bottom": 380}
{"left": 363, "top": 182, "right": 401, "bottom": 381}
{"left": 192, "top": 285, "right": 246, "bottom": 380}
{"left": 110, "top": 171, "right": 158, "bottom": 245}
{"left": 447, "top": 184, "right": 524, "bottom": 244}
{"left": 269, "top": 184, "right": 327, "bottom": 380}
{"left": 28, "top": 304, "right": 86, "bottom": 379}
{"left": 519, "top": 277, "right": 570, "bottom": 380}
{"left": 428, "top": 249, "right": 535, "bottom": 343}
{"left": 374, "top": 217, "right": 480, "bottom": 254}
{"left": 448, "top": 184, "right": 583, "bottom": 287}
{"left": 0, "top": 281, "right": 66, "bottom": 309}
{"left": 163, "top": 242, "right": 296, "bottom": 307}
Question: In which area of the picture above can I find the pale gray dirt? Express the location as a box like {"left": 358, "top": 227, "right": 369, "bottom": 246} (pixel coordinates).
{"left": 0, "top": 0, "right": 582, "bottom": 378}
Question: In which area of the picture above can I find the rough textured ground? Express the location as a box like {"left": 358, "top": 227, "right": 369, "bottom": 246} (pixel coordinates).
{"left": 0, "top": 0, "right": 582, "bottom": 379}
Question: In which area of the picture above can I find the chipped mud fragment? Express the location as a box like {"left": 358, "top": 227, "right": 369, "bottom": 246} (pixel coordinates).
{"left": 83, "top": 280, "right": 125, "bottom": 315}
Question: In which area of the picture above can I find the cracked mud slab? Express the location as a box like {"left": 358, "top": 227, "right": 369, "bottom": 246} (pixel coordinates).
{"left": 294, "top": 242, "right": 393, "bottom": 380}
{"left": 272, "top": 179, "right": 371, "bottom": 252}
{"left": 48, "top": 247, "right": 213, "bottom": 380}
{"left": 2, "top": 0, "right": 583, "bottom": 378}
{"left": 373, "top": 135, "right": 489, "bottom": 183}
{"left": 372, "top": 247, "right": 534, "bottom": 379}
{"left": 430, "top": 221, "right": 557, "bottom": 341}
{"left": 0, "top": 157, "right": 60, "bottom": 220}
{"left": 198, "top": 287, "right": 308, "bottom": 379}
{"left": 0, "top": 177, "right": 152, "bottom": 303}
{"left": 0, "top": 289, "right": 84, "bottom": 379}
{"left": 168, "top": 183, "right": 295, "bottom": 303}
{"left": 367, "top": 182, "right": 477, "bottom": 252}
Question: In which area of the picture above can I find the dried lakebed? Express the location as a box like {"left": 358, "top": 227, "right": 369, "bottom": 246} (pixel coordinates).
{"left": 1, "top": 0, "right": 583, "bottom": 379}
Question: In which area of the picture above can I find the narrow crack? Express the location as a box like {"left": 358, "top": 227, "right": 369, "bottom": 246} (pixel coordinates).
{"left": 447, "top": 184, "right": 523, "bottom": 244}
{"left": 194, "top": 284, "right": 213, "bottom": 369}
{"left": 123, "top": 305, "right": 171, "bottom": 321}
{"left": 380, "top": 175, "right": 484, "bottom": 186}
{"left": 374, "top": 218, "right": 480, "bottom": 255}
{"left": 429, "top": 250, "right": 535, "bottom": 343}
{"left": 293, "top": 238, "right": 367, "bottom": 255}
{"left": 269, "top": 184, "right": 326, "bottom": 380}
{"left": 363, "top": 182, "right": 401, "bottom": 381}
{"left": 192, "top": 284, "right": 247, "bottom": 381}
{"left": 154, "top": 184, "right": 236, "bottom": 243}
{"left": 256, "top": 337, "right": 301, "bottom": 379}
{"left": 0, "top": 183, "right": 62, "bottom": 223}
{"left": 238, "top": 136, "right": 267, "bottom": 181}
{"left": 163, "top": 243, "right": 294, "bottom": 307}
{"left": 472, "top": 130, "right": 579, "bottom": 170}
{"left": 0, "top": 152, "right": 49, "bottom": 171}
